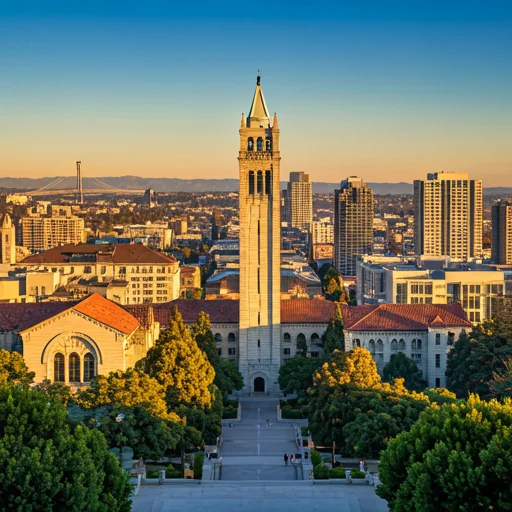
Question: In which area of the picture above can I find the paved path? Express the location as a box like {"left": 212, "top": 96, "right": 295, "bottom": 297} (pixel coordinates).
{"left": 220, "top": 397, "right": 298, "bottom": 480}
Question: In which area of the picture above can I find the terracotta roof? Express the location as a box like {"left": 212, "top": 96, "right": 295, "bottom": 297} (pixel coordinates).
{"left": 180, "top": 265, "right": 199, "bottom": 276}
{"left": 73, "top": 293, "right": 140, "bottom": 335}
{"left": 0, "top": 294, "right": 140, "bottom": 335}
{"left": 21, "top": 243, "right": 176, "bottom": 265}
{"left": 345, "top": 302, "right": 472, "bottom": 331}
{"left": 125, "top": 299, "right": 471, "bottom": 331}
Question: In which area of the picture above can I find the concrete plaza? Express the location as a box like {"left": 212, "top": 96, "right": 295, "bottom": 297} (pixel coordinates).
{"left": 131, "top": 397, "right": 389, "bottom": 512}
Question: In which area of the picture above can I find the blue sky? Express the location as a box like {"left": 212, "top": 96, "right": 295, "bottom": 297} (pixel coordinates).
{"left": 1, "top": 1, "right": 511, "bottom": 185}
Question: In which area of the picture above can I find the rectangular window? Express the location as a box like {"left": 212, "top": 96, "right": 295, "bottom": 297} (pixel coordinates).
{"left": 435, "top": 377, "right": 441, "bottom": 388}
{"left": 228, "top": 348, "right": 236, "bottom": 356}
{"left": 435, "top": 354, "right": 441, "bottom": 368}
{"left": 435, "top": 333, "right": 441, "bottom": 345}
{"left": 283, "top": 348, "right": 291, "bottom": 355}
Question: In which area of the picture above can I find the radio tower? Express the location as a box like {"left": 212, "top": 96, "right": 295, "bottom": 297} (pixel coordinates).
{"left": 76, "top": 161, "right": 83, "bottom": 205}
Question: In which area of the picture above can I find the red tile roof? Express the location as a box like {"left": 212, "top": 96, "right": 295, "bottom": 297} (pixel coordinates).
{"left": 0, "top": 294, "right": 140, "bottom": 335}
{"left": 73, "top": 293, "right": 140, "bottom": 335}
{"left": 21, "top": 243, "right": 176, "bottom": 265}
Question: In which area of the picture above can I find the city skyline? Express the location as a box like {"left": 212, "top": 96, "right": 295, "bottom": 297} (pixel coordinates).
{"left": 1, "top": 2, "right": 512, "bottom": 185}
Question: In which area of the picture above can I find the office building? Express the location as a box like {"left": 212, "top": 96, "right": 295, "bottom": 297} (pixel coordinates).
{"left": 286, "top": 172, "right": 312, "bottom": 229}
{"left": 492, "top": 201, "right": 512, "bottom": 264}
{"left": 414, "top": 171, "right": 483, "bottom": 260}
{"left": 334, "top": 176, "right": 374, "bottom": 276}
{"left": 143, "top": 188, "right": 157, "bottom": 207}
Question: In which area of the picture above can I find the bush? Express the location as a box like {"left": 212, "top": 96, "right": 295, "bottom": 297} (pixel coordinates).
{"left": 351, "top": 470, "right": 366, "bottom": 479}
{"left": 146, "top": 471, "right": 160, "bottom": 479}
{"left": 280, "top": 397, "right": 299, "bottom": 408}
{"left": 222, "top": 406, "right": 238, "bottom": 419}
{"left": 281, "top": 408, "right": 304, "bottom": 419}
{"left": 194, "top": 453, "right": 204, "bottom": 479}
{"left": 165, "top": 464, "right": 183, "bottom": 478}
{"left": 310, "top": 449, "right": 322, "bottom": 468}
{"left": 313, "top": 463, "right": 329, "bottom": 480}
{"left": 301, "top": 426, "right": 310, "bottom": 437}
{"left": 329, "top": 468, "right": 346, "bottom": 479}
{"left": 223, "top": 399, "right": 239, "bottom": 408}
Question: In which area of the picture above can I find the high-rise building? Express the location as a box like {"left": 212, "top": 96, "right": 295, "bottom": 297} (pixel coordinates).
{"left": 334, "top": 176, "right": 374, "bottom": 276}
{"left": 492, "top": 201, "right": 512, "bottom": 264}
{"left": 238, "top": 75, "right": 281, "bottom": 394}
{"left": 143, "top": 188, "right": 157, "bottom": 207}
{"left": 21, "top": 210, "right": 85, "bottom": 253}
{"left": 0, "top": 214, "right": 16, "bottom": 264}
{"left": 414, "top": 172, "right": 482, "bottom": 260}
{"left": 286, "top": 171, "right": 312, "bottom": 228}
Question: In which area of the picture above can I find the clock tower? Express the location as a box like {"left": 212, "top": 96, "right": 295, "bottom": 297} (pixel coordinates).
{"left": 238, "top": 74, "right": 282, "bottom": 394}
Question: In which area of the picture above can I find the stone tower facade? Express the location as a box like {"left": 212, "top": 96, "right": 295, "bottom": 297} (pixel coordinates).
{"left": 0, "top": 214, "right": 16, "bottom": 264}
{"left": 238, "top": 75, "right": 281, "bottom": 394}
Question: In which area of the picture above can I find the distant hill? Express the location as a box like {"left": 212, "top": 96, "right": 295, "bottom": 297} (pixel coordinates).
{"left": 0, "top": 176, "right": 510, "bottom": 196}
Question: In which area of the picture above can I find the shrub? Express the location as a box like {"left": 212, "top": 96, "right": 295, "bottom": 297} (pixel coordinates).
{"left": 310, "top": 449, "right": 322, "bottom": 468}
{"left": 165, "top": 464, "right": 183, "bottom": 478}
{"left": 351, "top": 470, "right": 366, "bottom": 479}
{"left": 281, "top": 408, "right": 304, "bottom": 419}
{"left": 301, "top": 426, "right": 310, "bottom": 437}
{"left": 194, "top": 453, "right": 204, "bottom": 479}
{"left": 223, "top": 399, "right": 239, "bottom": 408}
{"left": 146, "top": 471, "right": 160, "bottom": 479}
{"left": 222, "top": 406, "right": 238, "bottom": 419}
{"left": 281, "top": 397, "right": 299, "bottom": 408}
{"left": 329, "top": 468, "right": 346, "bottom": 479}
{"left": 313, "top": 463, "right": 329, "bottom": 480}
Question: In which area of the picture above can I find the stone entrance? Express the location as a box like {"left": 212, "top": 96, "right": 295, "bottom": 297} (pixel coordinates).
{"left": 253, "top": 377, "right": 265, "bottom": 393}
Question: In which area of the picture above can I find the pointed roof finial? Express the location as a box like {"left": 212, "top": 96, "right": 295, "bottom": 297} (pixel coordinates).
{"left": 241, "top": 112, "right": 246, "bottom": 128}
{"left": 257, "top": 70, "right": 260, "bottom": 86}
{"left": 272, "top": 112, "right": 279, "bottom": 129}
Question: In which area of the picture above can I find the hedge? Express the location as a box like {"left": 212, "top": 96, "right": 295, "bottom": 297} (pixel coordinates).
{"left": 281, "top": 408, "right": 304, "bottom": 419}
{"left": 194, "top": 453, "right": 204, "bottom": 479}
{"left": 313, "top": 463, "right": 329, "bottom": 480}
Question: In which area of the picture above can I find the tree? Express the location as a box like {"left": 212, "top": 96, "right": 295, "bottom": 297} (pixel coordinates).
{"left": 321, "top": 267, "right": 347, "bottom": 302}
{"left": 94, "top": 405, "right": 183, "bottom": 462}
{"left": 137, "top": 308, "right": 215, "bottom": 409}
{"left": 33, "top": 379, "right": 73, "bottom": 406}
{"left": 383, "top": 352, "right": 427, "bottom": 392}
{"left": 192, "top": 311, "right": 243, "bottom": 397}
{"left": 490, "top": 359, "right": 512, "bottom": 399}
{"left": 278, "top": 355, "right": 322, "bottom": 396}
{"left": 0, "top": 385, "right": 132, "bottom": 511}
{"left": 0, "top": 349, "right": 35, "bottom": 385}
{"left": 76, "top": 368, "right": 180, "bottom": 422}
{"left": 321, "top": 304, "right": 345, "bottom": 357}
{"left": 377, "top": 395, "right": 512, "bottom": 512}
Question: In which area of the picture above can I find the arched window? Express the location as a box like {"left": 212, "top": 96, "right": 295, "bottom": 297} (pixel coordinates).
{"left": 368, "top": 339, "right": 375, "bottom": 353}
{"left": 376, "top": 339, "right": 383, "bottom": 352}
{"left": 215, "top": 333, "right": 222, "bottom": 344}
{"left": 391, "top": 339, "right": 398, "bottom": 351}
{"left": 54, "top": 353, "right": 65, "bottom": 382}
{"left": 399, "top": 339, "right": 406, "bottom": 351}
{"left": 265, "top": 138, "right": 272, "bottom": 151}
{"left": 247, "top": 137, "right": 254, "bottom": 151}
{"left": 69, "top": 353, "right": 80, "bottom": 383}
{"left": 228, "top": 332, "right": 236, "bottom": 343}
{"left": 297, "top": 333, "right": 306, "bottom": 344}
{"left": 352, "top": 338, "right": 361, "bottom": 348}
{"left": 311, "top": 333, "right": 320, "bottom": 346}
{"left": 256, "top": 137, "right": 263, "bottom": 151}
{"left": 248, "top": 171, "right": 255, "bottom": 195}
{"left": 83, "top": 353, "right": 95, "bottom": 382}
{"left": 284, "top": 332, "right": 291, "bottom": 342}
{"left": 257, "top": 171, "right": 263, "bottom": 194}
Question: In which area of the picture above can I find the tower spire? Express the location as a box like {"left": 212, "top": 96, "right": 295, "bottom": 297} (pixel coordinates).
{"left": 247, "top": 72, "right": 269, "bottom": 128}
{"left": 257, "top": 70, "right": 260, "bottom": 86}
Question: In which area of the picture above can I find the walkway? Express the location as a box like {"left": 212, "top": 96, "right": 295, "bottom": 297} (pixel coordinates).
{"left": 220, "top": 397, "right": 297, "bottom": 481}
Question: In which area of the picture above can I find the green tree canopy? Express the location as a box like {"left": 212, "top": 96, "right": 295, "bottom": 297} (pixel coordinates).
{"left": 490, "top": 359, "right": 512, "bottom": 399}
{"left": 321, "top": 304, "right": 345, "bottom": 356}
{"left": 192, "top": 311, "right": 243, "bottom": 397}
{"left": 377, "top": 395, "right": 512, "bottom": 512}
{"left": 321, "top": 266, "right": 347, "bottom": 302}
{"left": 0, "top": 385, "right": 132, "bottom": 511}
{"left": 94, "top": 405, "right": 183, "bottom": 461}
{"left": 383, "top": 352, "right": 427, "bottom": 392}
{"left": 76, "top": 368, "right": 180, "bottom": 422}
{"left": 137, "top": 308, "right": 215, "bottom": 409}
{"left": 0, "top": 349, "right": 35, "bottom": 385}
{"left": 278, "top": 355, "right": 322, "bottom": 396}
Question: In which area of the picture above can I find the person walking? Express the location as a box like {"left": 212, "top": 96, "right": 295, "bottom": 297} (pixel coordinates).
{"left": 284, "top": 453, "right": 289, "bottom": 465}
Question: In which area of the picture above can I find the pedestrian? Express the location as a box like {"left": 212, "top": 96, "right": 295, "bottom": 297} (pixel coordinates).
{"left": 284, "top": 453, "right": 288, "bottom": 465}
{"left": 290, "top": 454, "right": 294, "bottom": 465}
{"left": 359, "top": 460, "right": 365, "bottom": 472}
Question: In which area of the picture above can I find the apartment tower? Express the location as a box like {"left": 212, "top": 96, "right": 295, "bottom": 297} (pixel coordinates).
{"left": 238, "top": 75, "right": 281, "bottom": 394}
{"left": 492, "top": 201, "right": 512, "bottom": 264}
{"left": 414, "top": 172, "right": 482, "bottom": 260}
{"left": 286, "top": 171, "right": 312, "bottom": 229}
{"left": 334, "top": 176, "right": 374, "bottom": 276}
